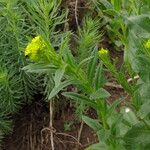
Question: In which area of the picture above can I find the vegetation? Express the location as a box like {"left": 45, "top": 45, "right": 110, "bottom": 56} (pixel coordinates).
{"left": 0, "top": 0, "right": 150, "bottom": 149}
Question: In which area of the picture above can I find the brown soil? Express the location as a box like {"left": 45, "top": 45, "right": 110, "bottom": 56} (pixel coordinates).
{"left": 2, "top": 98, "right": 97, "bottom": 150}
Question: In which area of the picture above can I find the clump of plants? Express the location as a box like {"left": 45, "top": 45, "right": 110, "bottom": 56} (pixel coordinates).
{"left": 23, "top": 1, "right": 150, "bottom": 149}
{"left": 0, "top": 0, "right": 150, "bottom": 150}
{"left": 0, "top": 0, "right": 64, "bottom": 143}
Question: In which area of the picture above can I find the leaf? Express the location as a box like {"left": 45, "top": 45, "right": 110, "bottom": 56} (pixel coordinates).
{"left": 62, "top": 92, "right": 97, "bottom": 109}
{"left": 111, "top": 0, "right": 121, "bottom": 12}
{"left": 90, "top": 88, "right": 110, "bottom": 100}
{"left": 137, "top": 102, "right": 150, "bottom": 119}
{"left": 121, "top": 107, "right": 139, "bottom": 126}
{"left": 54, "top": 67, "right": 66, "bottom": 86}
{"left": 97, "top": 129, "right": 110, "bottom": 142}
{"left": 107, "top": 99, "right": 122, "bottom": 117}
{"left": 124, "top": 123, "right": 150, "bottom": 150}
{"left": 103, "top": 9, "right": 118, "bottom": 17}
{"left": 48, "top": 79, "right": 74, "bottom": 100}
{"left": 61, "top": 33, "right": 76, "bottom": 67}
{"left": 94, "top": 63, "right": 106, "bottom": 90}
{"left": 23, "top": 63, "right": 57, "bottom": 73}
{"left": 77, "top": 56, "right": 94, "bottom": 71}
{"left": 99, "top": 0, "right": 112, "bottom": 9}
{"left": 82, "top": 115, "right": 102, "bottom": 131}
{"left": 87, "top": 48, "right": 98, "bottom": 85}
{"left": 127, "top": 15, "right": 150, "bottom": 35}
{"left": 85, "top": 142, "right": 108, "bottom": 150}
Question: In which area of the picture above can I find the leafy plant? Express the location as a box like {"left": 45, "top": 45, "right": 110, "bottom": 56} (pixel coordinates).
{"left": 24, "top": 5, "right": 150, "bottom": 149}
{"left": 0, "top": 0, "right": 65, "bottom": 143}
{"left": 1, "top": 0, "right": 150, "bottom": 149}
{"left": 64, "top": 121, "right": 74, "bottom": 131}
{"left": 0, "top": 0, "right": 38, "bottom": 141}
{"left": 90, "top": 0, "right": 150, "bottom": 51}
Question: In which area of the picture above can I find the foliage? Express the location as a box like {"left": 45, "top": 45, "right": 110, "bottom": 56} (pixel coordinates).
{"left": 0, "top": 0, "right": 65, "bottom": 142}
{"left": 0, "top": 0, "right": 150, "bottom": 149}
{"left": 24, "top": 0, "right": 150, "bottom": 149}
{"left": 90, "top": 0, "right": 150, "bottom": 51}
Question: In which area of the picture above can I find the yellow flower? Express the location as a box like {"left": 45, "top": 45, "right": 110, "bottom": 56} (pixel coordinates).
{"left": 25, "top": 36, "right": 47, "bottom": 61}
{"left": 98, "top": 48, "right": 109, "bottom": 59}
{"left": 145, "top": 39, "right": 150, "bottom": 49}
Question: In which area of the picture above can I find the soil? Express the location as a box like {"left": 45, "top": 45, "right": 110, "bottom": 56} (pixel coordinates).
{"left": 2, "top": 98, "right": 97, "bottom": 150}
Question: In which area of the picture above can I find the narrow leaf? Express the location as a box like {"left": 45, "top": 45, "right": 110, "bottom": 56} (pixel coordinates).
{"left": 62, "top": 92, "right": 97, "bottom": 109}
{"left": 90, "top": 88, "right": 110, "bottom": 100}
{"left": 82, "top": 115, "right": 102, "bottom": 131}
{"left": 48, "top": 79, "right": 74, "bottom": 100}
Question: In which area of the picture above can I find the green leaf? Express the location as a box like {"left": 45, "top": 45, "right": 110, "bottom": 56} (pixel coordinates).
{"left": 97, "top": 129, "right": 110, "bottom": 142}
{"left": 99, "top": 0, "right": 112, "bottom": 9}
{"left": 61, "top": 33, "right": 76, "bottom": 67}
{"left": 77, "top": 56, "right": 94, "bottom": 71}
{"left": 90, "top": 88, "right": 110, "bottom": 100}
{"left": 87, "top": 48, "right": 98, "bottom": 85}
{"left": 111, "top": 0, "right": 121, "bottom": 12}
{"left": 138, "top": 102, "right": 150, "bottom": 119}
{"left": 82, "top": 115, "right": 102, "bottom": 131}
{"left": 54, "top": 67, "right": 66, "bottom": 86}
{"left": 85, "top": 142, "right": 108, "bottom": 150}
{"left": 62, "top": 92, "right": 97, "bottom": 109}
{"left": 124, "top": 123, "right": 150, "bottom": 150}
{"left": 23, "top": 63, "right": 57, "bottom": 73}
{"left": 121, "top": 107, "right": 139, "bottom": 126}
{"left": 127, "top": 15, "right": 150, "bottom": 35}
{"left": 94, "top": 63, "right": 106, "bottom": 90}
{"left": 107, "top": 99, "right": 122, "bottom": 117}
{"left": 48, "top": 79, "right": 74, "bottom": 100}
{"left": 103, "top": 9, "right": 118, "bottom": 17}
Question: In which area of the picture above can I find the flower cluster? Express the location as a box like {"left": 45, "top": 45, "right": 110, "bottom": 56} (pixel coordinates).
{"left": 25, "top": 36, "right": 47, "bottom": 61}
{"left": 98, "top": 48, "right": 109, "bottom": 62}
{"left": 145, "top": 39, "right": 150, "bottom": 49}
{"left": 99, "top": 48, "right": 108, "bottom": 56}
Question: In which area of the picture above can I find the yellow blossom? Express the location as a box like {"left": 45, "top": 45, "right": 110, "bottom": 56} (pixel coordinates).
{"left": 98, "top": 48, "right": 109, "bottom": 58}
{"left": 25, "top": 36, "right": 47, "bottom": 61}
{"left": 145, "top": 39, "right": 150, "bottom": 49}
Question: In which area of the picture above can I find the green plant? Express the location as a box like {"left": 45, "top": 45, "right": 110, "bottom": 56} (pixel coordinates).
{"left": 1, "top": 0, "right": 150, "bottom": 149}
{"left": 64, "top": 121, "right": 73, "bottom": 131}
{"left": 0, "top": 0, "right": 38, "bottom": 142}
{"left": 24, "top": 10, "right": 150, "bottom": 150}
{"left": 90, "top": 0, "right": 150, "bottom": 51}
{"left": 0, "top": 0, "right": 65, "bottom": 143}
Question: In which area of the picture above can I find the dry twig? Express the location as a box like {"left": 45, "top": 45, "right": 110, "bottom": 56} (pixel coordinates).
{"left": 75, "top": 0, "right": 79, "bottom": 27}
{"left": 49, "top": 101, "right": 54, "bottom": 150}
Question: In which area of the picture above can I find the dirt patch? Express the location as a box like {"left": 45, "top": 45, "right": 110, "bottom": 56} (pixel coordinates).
{"left": 2, "top": 97, "right": 97, "bottom": 150}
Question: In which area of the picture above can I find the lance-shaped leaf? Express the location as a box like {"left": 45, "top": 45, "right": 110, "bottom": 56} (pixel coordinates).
{"left": 90, "top": 88, "right": 110, "bottom": 100}
{"left": 62, "top": 92, "right": 97, "bottom": 109}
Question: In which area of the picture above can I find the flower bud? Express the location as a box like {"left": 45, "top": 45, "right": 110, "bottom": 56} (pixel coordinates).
{"left": 145, "top": 39, "right": 150, "bottom": 49}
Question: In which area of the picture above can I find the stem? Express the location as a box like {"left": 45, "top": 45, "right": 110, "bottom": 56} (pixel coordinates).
{"left": 75, "top": 0, "right": 79, "bottom": 28}
{"left": 49, "top": 100, "right": 54, "bottom": 150}
{"left": 76, "top": 121, "right": 84, "bottom": 149}
{"left": 97, "top": 100, "right": 108, "bottom": 130}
